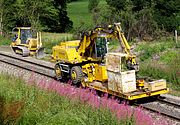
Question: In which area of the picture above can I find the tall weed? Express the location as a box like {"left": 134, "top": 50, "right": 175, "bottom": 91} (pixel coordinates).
{"left": 139, "top": 55, "right": 180, "bottom": 90}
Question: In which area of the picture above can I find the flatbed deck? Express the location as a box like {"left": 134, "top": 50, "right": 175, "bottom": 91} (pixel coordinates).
{"left": 88, "top": 81, "right": 169, "bottom": 100}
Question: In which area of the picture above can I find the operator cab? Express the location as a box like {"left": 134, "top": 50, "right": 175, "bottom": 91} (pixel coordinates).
{"left": 12, "top": 27, "right": 37, "bottom": 44}
{"left": 95, "top": 37, "right": 108, "bottom": 58}
{"left": 20, "top": 28, "right": 32, "bottom": 44}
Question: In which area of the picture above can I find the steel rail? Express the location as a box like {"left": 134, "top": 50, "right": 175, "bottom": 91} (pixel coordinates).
{"left": 157, "top": 97, "right": 180, "bottom": 109}
{"left": 0, "top": 51, "right": 55, "bottom": 78}
{"left": 134, "top": 98, "right": 180, "bottom": 121}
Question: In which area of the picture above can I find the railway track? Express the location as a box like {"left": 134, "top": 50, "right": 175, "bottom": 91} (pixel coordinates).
{"left": 0, "top": 50, "right": 180, "bottom": 122}
{"left": 135, "top": 96, "right": 180, "bottom": 121}
{"left": 0, "top": 51, "right": 55, "bottom": 78}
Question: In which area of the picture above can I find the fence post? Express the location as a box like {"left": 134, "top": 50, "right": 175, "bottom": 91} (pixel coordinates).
{"left": 175, "top": 30, "right": 178, "bottom": 45}
{"left": 0, "top": 14, "right": 2, "bottom": 35}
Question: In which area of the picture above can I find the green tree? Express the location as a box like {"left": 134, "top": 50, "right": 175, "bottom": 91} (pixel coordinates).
{"left": 105, "top": 0, "right": 159, "bottom": 40}
{"left": 0, "top": 0, "right": 72, "bottom": 33}
{"left": 92, "top": 3, "right": 136, "bottom": 40}
{"left": 106, "top": 0, "right": 128, "bottom": 11}
{"left": 88, "top": 0, "right": 100, "bottom": 12}
{"left": 67, "top": 0, "right": 79, "bottom": 2}
{"left": 0, "top": 0, "right": 17, "bottom": 34}
{"left": 154, "top": 0, "right": 180, "bottom": 31}
{"left": 92, "top": 4, "right": 115, "bottom": 26}
{"left": 15, "top": 0, "right": 72, "bottom": 32}
{"left": 50, "top": 0, "right": 73, "bottom": 32}
{"left": 131, "top": 0, "right": 153, "bottom": 12}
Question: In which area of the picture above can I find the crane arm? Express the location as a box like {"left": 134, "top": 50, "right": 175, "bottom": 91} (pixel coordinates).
{"left": 108, "top": 23, "right": 138, "bottom": 70}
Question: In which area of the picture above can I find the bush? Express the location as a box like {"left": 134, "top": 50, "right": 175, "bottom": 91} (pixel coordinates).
{"left": 0, "top": 35, "right": 11, "bottom": 46}
{"left": 88, "top": 0, "right": 100, "bottom": 12}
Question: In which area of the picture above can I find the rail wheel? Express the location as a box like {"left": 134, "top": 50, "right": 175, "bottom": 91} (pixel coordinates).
{"left": 70, "top": 66, "right": 83, "bottom": 84}
{"left": 54, "top": 63, "right": 63, "bottom": 80}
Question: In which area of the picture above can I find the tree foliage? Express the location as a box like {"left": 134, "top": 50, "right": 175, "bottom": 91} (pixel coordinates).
{"left": 0, "top": 0, "right": 17, "bottom": 33}
{"left": 154, "top": 0, "right": 180, "bottom": 31}
{"left": 40, "top": 0, "right": 73, "bottom": 32}
{"left": 88, "top": 0, "right": 100, "bottom": 12}
{"left": 102, "top": 0, "right": 180, "bottom": 40}
{"left": 106, "top": 0, "right": 128, "bottom": 11}
{"left": 0, "top": 0, "right": 72, "bottom": 33}
{"left": 92, "top": 4, "right": 115, "bottom": 26}
{"left": 107, "top": 0, "right": 180, "bottom": 32}
{"left": 67, "top": 0, "right": 79, "bottom": 2}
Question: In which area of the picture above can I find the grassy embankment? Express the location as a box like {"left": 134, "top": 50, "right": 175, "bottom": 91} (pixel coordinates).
{"left": 0, "top": 73, "right": 130, "bottom": 125}
{"left": 0, "top": 73, "right": 168, "bottom": 125}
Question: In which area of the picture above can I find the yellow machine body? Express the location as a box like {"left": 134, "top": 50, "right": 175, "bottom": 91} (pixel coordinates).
{"left": 52, "top": 40, "right": 82, "bottom": 63}
{"left": 11, "top": 27, "right": 44, "bottom": 58}
{"left": 53, "top": 23, "right": 169, "bottom": 100}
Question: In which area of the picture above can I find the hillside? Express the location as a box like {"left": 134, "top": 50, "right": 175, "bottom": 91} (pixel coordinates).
{"left": 67, "top": 0, "right": 107, "bottom": 29}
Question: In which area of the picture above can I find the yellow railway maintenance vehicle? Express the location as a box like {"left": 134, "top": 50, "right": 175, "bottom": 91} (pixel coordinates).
{"left": 11, "top": 27, "right": 44, "bottom": 58}
{"left": 52, "top": 23, "right": 169, "bottom": 100}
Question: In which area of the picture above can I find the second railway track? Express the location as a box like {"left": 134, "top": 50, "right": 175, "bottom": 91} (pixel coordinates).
{"left": 135, "top": 96, "right": 180, "bottom": 121}
{"left": 0, "top": 51, "right": 55, "bottom": 78}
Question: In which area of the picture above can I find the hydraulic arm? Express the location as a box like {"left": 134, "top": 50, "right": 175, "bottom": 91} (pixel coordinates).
{"left": 77, "top": 23, "right": 138, "bottom": 70}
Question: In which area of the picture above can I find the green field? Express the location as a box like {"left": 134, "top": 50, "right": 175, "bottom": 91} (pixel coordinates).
{"left": 67, "top": 0, "right": 107, "bottom": 29}
{"left": 68, "top": 0, "right": 93, "bottom": 29}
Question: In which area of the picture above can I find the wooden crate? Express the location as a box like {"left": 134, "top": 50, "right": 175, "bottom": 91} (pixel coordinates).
{"left": 107, "top": 71, "right": 121, "bottom": 92}
{"left": 106, "top": 53, "right": 128, "bottom": 72}
{"left": 148, "top": 79, "right": 166, "bottom": 91}
{"left": 107, "top": 70, "right": 136, "bottom": 93}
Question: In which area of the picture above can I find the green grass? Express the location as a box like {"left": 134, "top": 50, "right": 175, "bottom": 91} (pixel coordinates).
{"left": 159, "top": 50, "right": 179, "bottom": 64}
{"left": 138, "top": 58, "right": 180, "bottom": 89}
{"left": 67, "top": 0, "right": 107, "bottom": 29}
{"left": 168, "top": 84, "right": 180, "bottom": 96}
{"left": 42, "top": 32, "right": 73, "bottom": 54}
{"left": 135, "top": 38, "right": 175, "bottom": 61}
{"left": 68, "top": 0, "right": 93, "bottom": 29}
{"left": 0, "top": 73, "right": 131, "bottom": 125}
{"left": 0, "top": 35, "right": 11, "bottom": 46}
